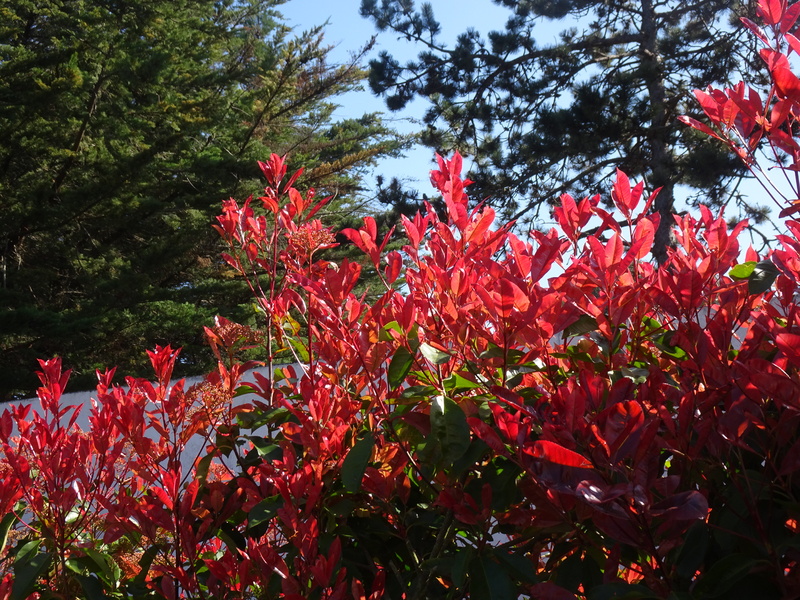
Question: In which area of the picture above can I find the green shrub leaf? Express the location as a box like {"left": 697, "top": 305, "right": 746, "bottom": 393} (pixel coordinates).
{"left": 342, "top": 434, "right": 375, "bottom": 492}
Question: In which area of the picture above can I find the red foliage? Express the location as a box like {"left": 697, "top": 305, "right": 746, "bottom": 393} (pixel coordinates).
{"left": 2, "top": 2, "right": 800, "bottom": 597}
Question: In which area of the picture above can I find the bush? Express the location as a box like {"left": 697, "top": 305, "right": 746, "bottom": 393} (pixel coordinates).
{"left": 2, "top": 1, "right": 800, "bottom": 597}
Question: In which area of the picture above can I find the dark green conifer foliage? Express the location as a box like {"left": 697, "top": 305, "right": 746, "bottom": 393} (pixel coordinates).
{"left": 361, "top": 0, "right": 762, "bottom": 260}
{"left": 0, "top": 0, "right": 403, "bottom": 399}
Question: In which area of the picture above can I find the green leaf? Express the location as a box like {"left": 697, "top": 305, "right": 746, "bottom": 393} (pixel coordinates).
{"left": 133, "top": 546, "right": 158, "bottom": 587}
{"left": 451, "top": 439, "right": 489, "bottom": 478}
{"left": 342, "top": 434, "right": 375, "bottom": 492}
{"left": 655, "top": 330, "right": 687, "bottom": 359}
{"left": 71, "top": 573, "right": 111, "bottom": 600}
{"left": 564, "top": 314, "right": 598, "bottom": 337}
{"left": 451, "top": 546, "right": 474, "bottom": 589}
{"left": 388, "top": 346, "right": 414, "bottom": 389}
{"left": 288, "top": 337, "right": 310, "bottom": 362}
{"left": 429, "top": 396, "right": 471, "bottom": 465}
{"left": 420, "top": 342, "right": 451, "bottom": 364}
{"left": 195, "top": 453, "right": 214, "bottom": 482}
{"left": 729, "top": 261, "right": 756, "bottom": 280}
{"left": 748, "top": 260, "right": 779, "bottom": 294}
{"left": 675, "top": 521, "right": 708, "bottom": 580}
{"left": 640, "top": 316, "right": 663, "bottom": 336}
{"left": 400, "top": 384, "right": 436, "bottom": 399}
{"left": 469, "top": 554, "right": 517, "bottom": 600}
{"left": 237, "top": 406, "right": 291, "bottom": 429}
{"left": 245, "top": 436, "right": 282, "bottom": 460}
{"left": 11, "top": 540, "right": 51, "bottom": 600}
{"left": 443, "top": 372, "right": 480, "bottom": 392}
{"left": 555, "top": 551, "right": 584, "bottom": 592}
{"left": 327, "top": 498, "right": 356, "bottom": 517}
{"left": 693, "top": 554, "right": 767, "bottom": 597}
{"left": 248, "top": 496, "right": 283, "bottom": 530}
{"left": 84, "top": 548, "right": 121, "bottom": 587}
{"left": 0, "top": 509, "right": 18, "bottom": 556}
{"left": 379, "top": 320, "right": 403, "bottom": 341}
{"left": 619, "top": 367, "right": 649, "bottom": 384}
{"left": 233, "top": 384, "right": 258, "bottom": 397}
{"left": 492, "top": 548, "right": 538, "bottom": 584}
{"left": 479, "top": 343, "right": 505, "bottom": 359}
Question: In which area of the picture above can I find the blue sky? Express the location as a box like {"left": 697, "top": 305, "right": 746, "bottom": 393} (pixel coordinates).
{"left": 276, "top": 0, "right": 790, "bottom": 245}
{"left": 277, "top": 0, "right": 513, "bottom": 194}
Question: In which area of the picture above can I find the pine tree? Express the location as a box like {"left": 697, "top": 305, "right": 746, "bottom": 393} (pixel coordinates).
{"left": 0, "top": 0, "right": 404, "bottom": 399}
{"left": 361, "top": 0, "right": 763, "bottom": 260}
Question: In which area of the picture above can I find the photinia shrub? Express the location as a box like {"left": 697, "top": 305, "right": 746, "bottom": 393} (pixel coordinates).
{"left": 2, "top": 1, "right": 800, "bottom": 597}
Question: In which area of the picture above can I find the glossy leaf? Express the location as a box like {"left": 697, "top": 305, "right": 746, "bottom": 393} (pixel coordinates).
{"left": 528, "top": 440, "right": 592, "bottom": 468}
{"left": 11, "top": 541, "right": 51, "bottom": 600}
{"left": 0, "top": 510, "right": 15, "bottom": 556}
{"left": 342, "top": 434, "right": 375, "bottom": 492}
{"left": 748, "top": 260, "right": 779, "bottom": 294}
{"left": 388, "top": 345, "right": 415, "bottom": 389}
{"left": 420, "top": 342, "right": 451, "bottom": 365}
{"left": 430, "top": 396, "right": 471, "bottom": 465}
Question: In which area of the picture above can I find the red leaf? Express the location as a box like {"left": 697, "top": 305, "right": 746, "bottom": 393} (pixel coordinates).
{"left": 385, "top": 251, "right": 403, "bottom": 284}
{"left": 650, "top": 490, "right": 708, "bottom": 521}
{"left": 507, "top": 233, "right": 532, "bottom": 277}
{"left": 601, "top": 401, "right": 645, "bottom": 461}
{"left": 782, "top": 1, "right": 800, "bottom": 32}
{"left": 284, "top": 167, "right": 305, "bottom": 192}
{"left": 494, "top": 278, "right": 529, "bottom": 318}
{"left": 627, "top": 217, "right": 655, "bottom": 260}
{"left": 779, "top": 201, "right": 800, "bottom": 219}
{"left": 527, "top": 440, "right": 592, "bottom": 468}
{"left": 529, "top": 229, "right": 566, "bottom": 281}
{"left": 257, "top": 153, "right": 287, "bottom": 188}
{"left": 773, "top": 66, "right": 800, "bottom": 102}
{"left": 788, "top": 32, "right": 800, "bottom": 55}
{"left": 611, "top": 169, "right": 643, "bottom": 217}
{"left": 761, "top": 47, "right": 791, "bottom": 71}
{"left": 694, "top": 88, "right": 726, "bottom": 124}
{"left": 553, "top": 193, "right": 579, "bottom": 240}
{"left": 401, "top": 214, "right": 422, "bottom": 248}
{"left": 467, "top": 417, "right": 507, "bottom": 454}
{"left": 677, "top": 115, "right": 723, "bottom": 141}
{"left": 465, "top": 206, "right": 495, "bottom": 244}
{"left": 779, "top": 437, "right": 800, "bottom": 475}
{"left": 150, "top": 485, "right": 174, "bottom": 511}
{"left": 305, "top": 192, "right": 332, "bottom": 220}
{"left": 775, "top": 332, "right": 800, "bottom": 365}
{"left": 757, "top": 0, "right": 786, "bottom": 25}
{"left": 740, "top": 16, "right": 770, "bottom": 44}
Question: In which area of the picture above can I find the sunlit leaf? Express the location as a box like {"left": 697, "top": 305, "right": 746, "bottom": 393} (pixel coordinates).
{"left": 729, "top": 261, "right": 756, "bottom": 280}
{"left": 528, "top": 440, "right": 592, "bottom": 468}
{"left": 420, "top": 342, "right": 451, "bottom": 364}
